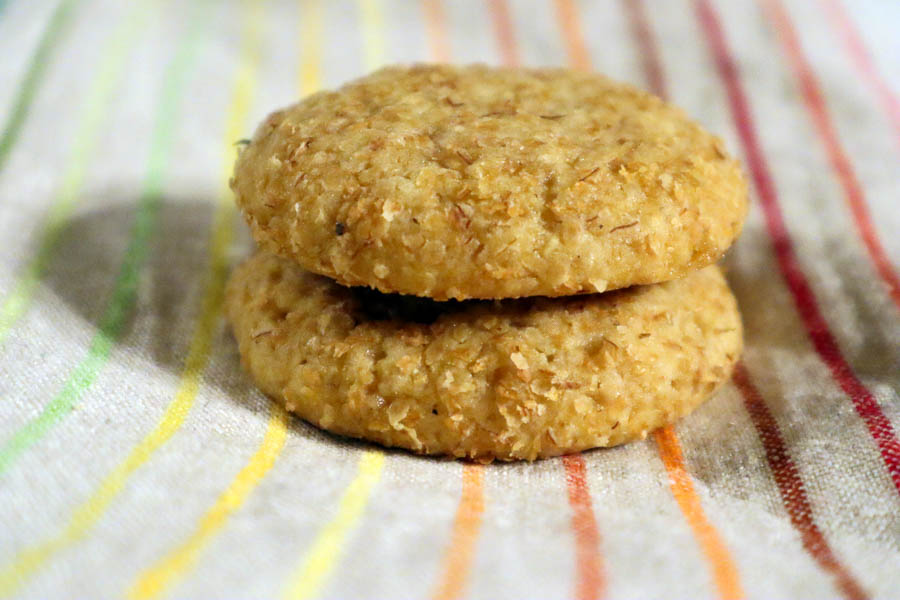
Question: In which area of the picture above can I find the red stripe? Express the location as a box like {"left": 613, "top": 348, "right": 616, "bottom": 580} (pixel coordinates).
{"left": 760, "top": 0, "right": 900, "bottom": 309}
{"left": 822, "top": 0, "right": 900, "bottom": 155}
{"left": 627, "top": 5, "right": 871, "bottom": 594}
{"left": 621, "top": 0, "right": 667, "bottom": 97}
{"left": 733, "top": 365, "right": 869, "bottom": 600}
{"left": 486, "top": 12, "right": 606, "bottom": 598}
{"left": 694, "top": 0, "right": 900, "bottom": 495}
{"left": 563, "top": 455, "right": 605, "bottom": 600}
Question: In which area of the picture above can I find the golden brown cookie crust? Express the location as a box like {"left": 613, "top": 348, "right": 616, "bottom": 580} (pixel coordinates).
{"left": 225, "top": 252, "right": 743, "bottom": 461}
{"left": 232, "top": 64, "right": 747, "bottom": 300}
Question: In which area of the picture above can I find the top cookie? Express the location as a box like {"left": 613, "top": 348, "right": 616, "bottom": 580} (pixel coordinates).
{"left": 232, "top": 64, "right": 747, "bottom": 300}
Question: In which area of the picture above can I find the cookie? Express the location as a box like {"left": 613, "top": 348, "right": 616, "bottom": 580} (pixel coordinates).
{"left": 225, "top": 252, "right": 743, "bottom": 461}
{"left": 232, "top": 64, "right": 747, "bottom": 300}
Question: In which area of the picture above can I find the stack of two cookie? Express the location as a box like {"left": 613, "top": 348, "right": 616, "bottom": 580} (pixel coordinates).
{"left": 225, "top": 65, "right": 747, "bottom": 461}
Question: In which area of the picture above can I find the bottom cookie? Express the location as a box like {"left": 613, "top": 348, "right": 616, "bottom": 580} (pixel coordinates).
{"left": 225, "top": 252, "right": 742, "bottom": 461}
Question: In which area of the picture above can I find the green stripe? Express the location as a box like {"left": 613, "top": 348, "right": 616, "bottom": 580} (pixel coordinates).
{"left": 0, "top": 1, "right": 209, "bottom": 475}
{"left": 0, "top": 0, "right": 155, "bottom": 344}
{"left": 0, "top": 0, "right": 78, "bottom": 173}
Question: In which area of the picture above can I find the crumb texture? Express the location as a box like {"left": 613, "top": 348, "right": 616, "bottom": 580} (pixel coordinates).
{"left": 232, "top": 64, "right": 747, "bottom": 300}
{"left": 225, "top": 252, "right": 743, "bottom": 461}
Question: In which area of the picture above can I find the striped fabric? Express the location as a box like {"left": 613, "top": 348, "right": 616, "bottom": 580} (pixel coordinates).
{"left": 0, "top": 0, "right": 897, "bottom": 598}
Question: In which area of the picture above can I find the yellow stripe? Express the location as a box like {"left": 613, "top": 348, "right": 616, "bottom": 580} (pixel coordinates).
{"left": 278, "top": 8, "right": 390, "bottom": 597}
{"left": 358, "top": 0, "right": 385, "bottom": 70}
{"left": 116, "top": 1, "right": 273, "bottom": 598}
{"left": 0, "top": 0, "right": 265, "bottom": 595}
{"left": 300, "top": 0, "right": 322, "bottom": 96}
{"left": 128, "top": 406, "right": 288, "bottom": 600}
{"left": 124, "top": 0, "right": 331, "bottom": 595}
{"left": 124, "top": 1, "right": 336, "bottom": 596}
{"left": 0, "top": 369, "right": 210, "bottom": 596}
{"left": 282, "top": 452, "right": 385, "bottom": 600}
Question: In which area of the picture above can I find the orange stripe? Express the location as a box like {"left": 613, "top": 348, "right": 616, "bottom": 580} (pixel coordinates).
{"left": 694, "top": 0, "right": 900, "bottom": 495}
{"left": 555, "top": 2, "right": 743, "bottom": 595}
{"left": 422, "top": 0, "right": 450, "bottom": 62}
{"left": 430, "top": 464, "right": 485, "bottom": 600}
{"left": 488, "top": 7, "right": 605, "bottom": 597}
{"left": 487, "top": 0, "right": 518, "bottom": 67}
{"left": 655, "top": 427, "right": 744, "bottom": 600}
{"left": 625, "top": 3, "right": 865, "bottom": 591}
{"left": 760, "top": 0, "right": 900, "bottom": 309}
{"left": 418, "top": 11, "right": 480, "bottom": 599}
{"left": 563, "top": 455, "right": 605, "bottom": 600}
{"left": 553, "top": 0, "right": 591, "bottom": 71}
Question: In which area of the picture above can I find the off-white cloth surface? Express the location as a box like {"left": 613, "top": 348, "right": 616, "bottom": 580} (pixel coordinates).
{"left": 0, "top": 0, "right": 898, "bottom": 598}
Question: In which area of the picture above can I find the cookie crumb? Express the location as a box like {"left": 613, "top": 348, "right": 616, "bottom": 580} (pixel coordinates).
{"left": 510, "top": 352, "right": 528, "bottom": 370}
{"left": 382, "top": 200, "right": 400, "bottom": 222}
{"left": 590, "top": 279, "right": 609, "bottom": 293}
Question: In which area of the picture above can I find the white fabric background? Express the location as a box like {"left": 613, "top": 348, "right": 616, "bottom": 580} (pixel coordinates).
{"left": 0, "top": 0, "right": 898, "bottom": 598}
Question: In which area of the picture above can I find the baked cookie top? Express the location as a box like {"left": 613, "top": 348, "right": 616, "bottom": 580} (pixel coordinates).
{"left": 225, "top": 252, "right": 743, "bottom": 461}
{"left": 232, "top": 64, "right": 747, "bottom": 300}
